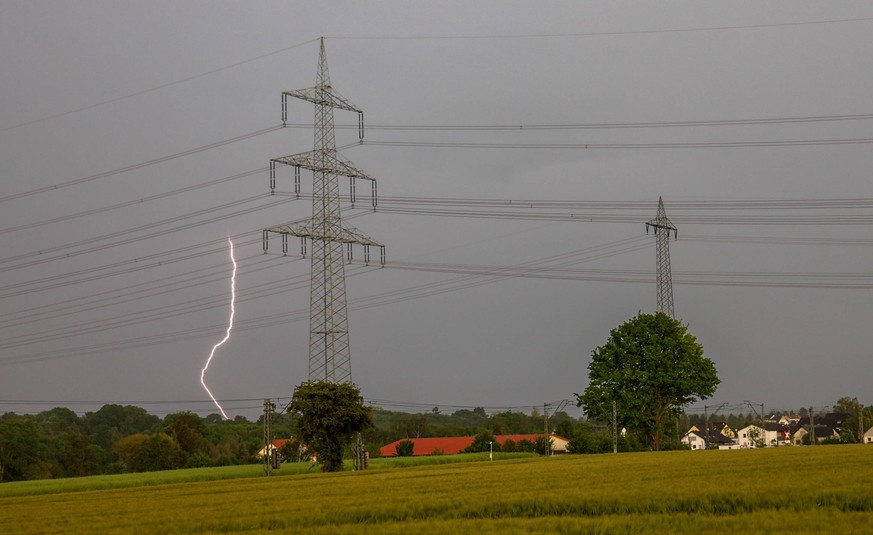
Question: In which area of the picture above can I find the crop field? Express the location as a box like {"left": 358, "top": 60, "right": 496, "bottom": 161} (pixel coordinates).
{"left": 2, "top": 447, "right": 872, "bottom": 534}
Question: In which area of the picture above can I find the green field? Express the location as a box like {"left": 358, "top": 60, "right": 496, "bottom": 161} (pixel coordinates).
{"left": 2, "top": 447, "right": 872, "bottom": 534}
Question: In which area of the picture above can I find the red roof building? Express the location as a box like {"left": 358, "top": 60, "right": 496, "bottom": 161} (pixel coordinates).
{"left": 379, "top": 434, "right": 570, "bottom": 457}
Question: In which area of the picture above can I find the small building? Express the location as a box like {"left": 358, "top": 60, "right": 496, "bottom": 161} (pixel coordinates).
{"left": 864, "top": 426, "right": 873, "bottom": 444}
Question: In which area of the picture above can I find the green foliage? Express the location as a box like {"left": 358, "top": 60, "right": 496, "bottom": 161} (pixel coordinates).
{"left": 463, "top": 430, "right": 496, "bottom": 453}
{"left": 163, "top": 412, "right": 210, "bottom": 464}
{"left": 394, "top": 440, "right": 415, "bottom": 457}
{"left": 130, "top": 433, "right": 183, "bottom": 472}
{"left": 278, "top": 439, "right": 307, "bottom": 463}
{"left": 833, "top": 397, "right": 873, "bottom": 444}
{"left": 288, "top": 381, "right": 373, "bottom": 472}
{"left": 577, "top": 312, "right": 719, "bottom": 451}
{"left": 0, "top": 414, "right": 46, "bottom": 482}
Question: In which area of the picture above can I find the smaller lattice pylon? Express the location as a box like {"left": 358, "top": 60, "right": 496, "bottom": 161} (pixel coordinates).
{"left": 645, "top": 196, "right": 678, "bottom": 318}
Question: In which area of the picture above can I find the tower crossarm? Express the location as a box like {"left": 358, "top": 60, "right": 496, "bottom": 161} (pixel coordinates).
{"left": 272, "top": 151, "right": 376, "bottom": 182}
{"left": 283, "top": 87, "right": 362, "bottom": 114}
{"left": 266, "top": 219, "right": 383, "bottom": 247}
{"left": 645, "top": 197, "right": 677, "bottom": 238}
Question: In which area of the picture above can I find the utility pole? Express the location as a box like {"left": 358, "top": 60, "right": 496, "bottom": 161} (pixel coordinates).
{"left": 263, "top": 399, "right": 276, "bottom": 476}
{"left": 612, "top": 400, "right": 618, "bottom": 454}
{"left": 264, "top": 38, "right": 384, "bottom": 384}
{"left": 645, "top": 197, "right": 678, "bottom": 318}
{"left": 809, "top": 406, "right": 815, "bottom": 445}
{"left": 543, "top": 403, "right": 551, "bottom": 456}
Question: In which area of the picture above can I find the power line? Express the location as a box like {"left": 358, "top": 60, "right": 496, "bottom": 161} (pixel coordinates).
{"left": 1, "top": 35, "right": 317, "bottom": 133}
{"left": 0, "top": 195, "right": 291, "bottom": 275}
{"left": 0, "top": 167, "right": 267, "bottom": 237}
{"left": 0, "top": 254, "right": 286, "bottom": 331}
{"left": 0, "top": 126, "right": 281, "bottom": 204}
{"left": 0, "top": 232, "right": 265, "bottom": 300}
{"left": 0, "top": 236, "right": 646, "bottom": 364}
{"left": 326, "top": 16, "right": 873, "bottom": 40}
{"left": 357, "top": 205, "right": 873, "bottom": 225}
{"left": 287, "top": 111, "right": 873, "bottom": 132}
{"left": 361, "top": 138, "right": 873, "bottom": 150}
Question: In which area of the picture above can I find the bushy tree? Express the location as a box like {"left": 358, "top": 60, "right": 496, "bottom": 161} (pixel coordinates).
{"left": 834, "top": 397, "right": 872, "bottom": 444}
{"left": 0, "top": 413, "right": 46, "bottom": 482}
{"left": 463, "top": 430, "right": 496, "bottom": 453}
{"left": 395, "top": 440, "right": 415, "bottom": 457}
{"left": 278, "top": 438, "right": 308, "bottom": 463}
{"left": 131, "top": 433, "right": 183, "bottom": 472}
{"left": 163, "top": 412, "right": 210, "bottom": 463}
{"left": 577, "top": 312, "right": 719, "bottom": 451}
{"left": 288, "top": 381, "right": 373, "bottom": 472}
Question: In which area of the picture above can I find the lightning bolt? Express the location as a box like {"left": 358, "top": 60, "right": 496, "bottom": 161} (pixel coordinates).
{"left": 200, "top": 237, "right": 236, "bottom": 420}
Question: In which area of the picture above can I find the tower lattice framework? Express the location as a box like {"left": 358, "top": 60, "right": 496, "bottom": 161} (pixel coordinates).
{"left": 264, "top": 38, "right": 383, "bottom": 383}
{"left": 645, "top": 197, "right": 677, "bottom": 318}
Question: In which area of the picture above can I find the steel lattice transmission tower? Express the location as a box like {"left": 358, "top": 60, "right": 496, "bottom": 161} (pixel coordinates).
{"left": 263, "top": 38, "right": 383, "bottom": 383}
{"left": 645, "top": 197, "right": 677, "bottom": 317}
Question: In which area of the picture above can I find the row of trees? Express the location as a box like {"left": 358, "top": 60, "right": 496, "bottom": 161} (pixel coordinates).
{"left": 0, "top": 405, "right": 266, "bottom": 482}
{"left": 0, "top": 396, "right": 578, "bottom": 481}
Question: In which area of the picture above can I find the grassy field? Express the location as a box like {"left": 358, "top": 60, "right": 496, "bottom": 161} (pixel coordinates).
{"left": 2, "top": 447, "right": 872, "bottom": 533}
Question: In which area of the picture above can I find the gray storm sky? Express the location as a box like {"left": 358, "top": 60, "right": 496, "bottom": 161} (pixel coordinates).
{"left": 1, "top": 1, "right": 872, "bottom": 420}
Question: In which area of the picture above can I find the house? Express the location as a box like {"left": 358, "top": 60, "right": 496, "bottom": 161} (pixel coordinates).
{"left": 778, "top": 414, "right": 801, "bottom": 426}
{"left": 864, "top": 426, "right": 873, "bottom": 444}
{"left": 257, "top": 438, "right": 314, "bottom": 461}
{"left": 379, "top": 434, "right": 570, "bottom": 457}
{"left": 688, "top": 422, "right": 734, "bottom": 439}
{"left": 736, "top": 422, "right": 791, "bottom": 448}
{"left": 681, "top": 430, "right": 737, "bottom": 450}
{"left": 791, "top": 425, "right": 840, "bottom": 445}
{"left": 257, "top": 438, "right": 292, "bottom": 459}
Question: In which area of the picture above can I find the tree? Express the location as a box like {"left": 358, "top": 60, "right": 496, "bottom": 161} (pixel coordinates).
{"left": 163, "top": 412, "right": 210, "bottom": 463}
{"left": 131, "top": 434, "right": 183, "bottom": 472}
{"left": 0, "top": 413, "right": 45, "bottom": 481}
{"left": 287, "top": 381, "right": 373, "bottom": 472}
{"left": 463, "top": 430, "right": 496, "bottom": 453}
{"left": 278, "top": 439, "right": 307, "bottom": 463}
{"left": 576, "top": 312, "right": 719, "bottom": 451}
{"left": 395, "top": 440, "right": 415, "bottom": 457}
{"left": 833, "top": 397, "right": 872, "bottom": 444}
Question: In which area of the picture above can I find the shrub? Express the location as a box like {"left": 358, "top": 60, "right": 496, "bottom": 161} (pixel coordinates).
{"left": 395, "top": 440, "right": 415, "bottom": 457}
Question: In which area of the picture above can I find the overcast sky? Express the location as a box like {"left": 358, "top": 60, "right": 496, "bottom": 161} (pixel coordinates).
{"left": 1, "top": 1, "right": 872, "bottom": 421}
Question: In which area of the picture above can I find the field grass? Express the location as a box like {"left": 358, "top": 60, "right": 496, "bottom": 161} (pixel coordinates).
{"left": 0, "top": 452, "right": 527, "bottom": 498}
{"left": 2, "top": 446, "right": 872, "bottom": 533}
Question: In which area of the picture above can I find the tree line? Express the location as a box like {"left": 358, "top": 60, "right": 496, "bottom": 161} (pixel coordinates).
{"left": 0, "top": 405, "right": 268, "bottom": 482}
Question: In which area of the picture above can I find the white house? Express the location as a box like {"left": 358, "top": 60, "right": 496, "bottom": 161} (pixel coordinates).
{"left": 682, "top": 431, "right": 708, "bottom": 450}
{"left": 737, "top": 423, "right": 791, "bottom": 448}
{"left": 681, "top": 430, "right": 737, "bottom": 450}
{"left": 864, "top": 426, "right": 873, "bottom": 444}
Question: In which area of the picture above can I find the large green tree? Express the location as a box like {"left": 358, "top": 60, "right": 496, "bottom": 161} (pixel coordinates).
{"left": 833, "top": 397, "right": 873, "bottom": 443}
{"left": 287, "top": 381, "right": 373, "bottom": 472}
{"left": 577, "top": 312, "right": 719, "bottom": 451}
{"left": 0, "top": 413, "right": 46, "bottom": 481}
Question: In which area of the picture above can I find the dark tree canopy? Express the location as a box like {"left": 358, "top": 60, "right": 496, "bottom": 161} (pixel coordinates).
{"left": 288, "top": 381, "right": 373, "bottom": 472}
{"left": 394, "top": 439, "right": 415, "bottom": 457}
{"left": 576, "top": 312, "right": 719, "bottom": 451}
